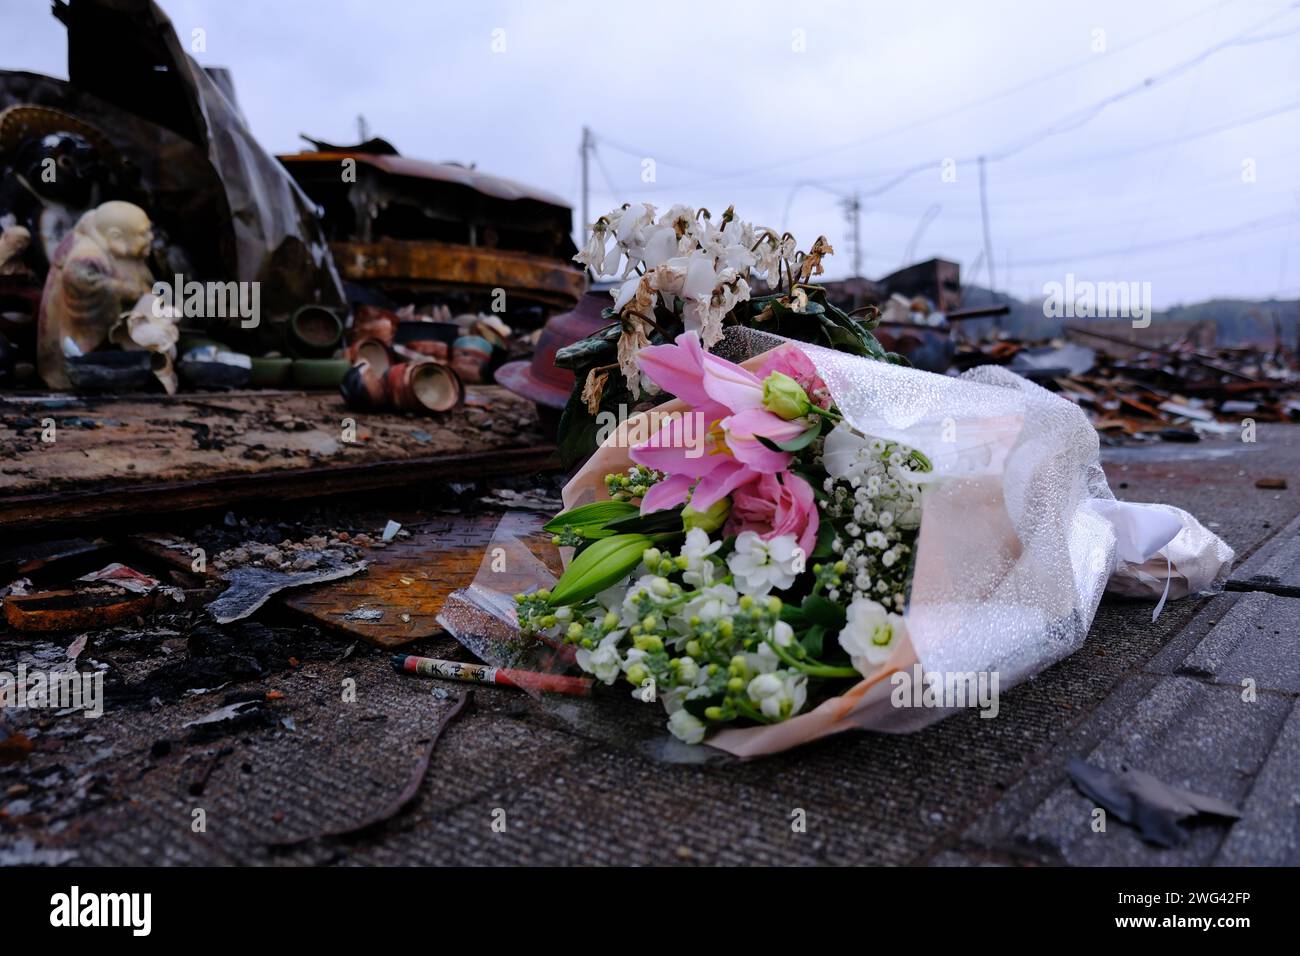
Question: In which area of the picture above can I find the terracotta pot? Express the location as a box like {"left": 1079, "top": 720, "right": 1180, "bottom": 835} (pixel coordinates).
{"left": 451, "top": 334, "right": 493, "bottom": 384}
{"left": 352, "top": 304, "right": 399, "bottom": 345}
{"left": 348, "top": 336, "right": 391, "bottom": 375}
{"left": 288, "top": 305, "right": 343, "bottom": 357}
{"left": 340, "top": 360, "right": 387, "bottom": 410}
{"left": 384, "top": 361, "right": 463, "bottom": 414}
{"left": 291, "top": 358, "right": 351, "bottom": 389}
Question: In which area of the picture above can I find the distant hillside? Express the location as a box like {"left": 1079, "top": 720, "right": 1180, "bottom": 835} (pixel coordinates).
{"left": 958, "top": 286, "right": 1299, "bottom": 346}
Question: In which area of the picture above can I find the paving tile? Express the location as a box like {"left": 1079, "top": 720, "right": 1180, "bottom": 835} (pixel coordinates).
{"left": 982, "top": 677, "right": 1289, "bottom": 865}
{"left": 1227, "top": 513, "right": 1300, "bottom": 596}
{"left": 1176, "top": 591, "right": 1300, "bottom": 694}
{"left": 1214, "top": 699, "right": 1300, "bottom": 866}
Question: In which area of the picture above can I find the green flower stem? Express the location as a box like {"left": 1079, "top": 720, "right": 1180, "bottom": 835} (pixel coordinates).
{"left": 805, "top": 404, "right": 842, "bottom": 423}
{"left": 732, "top": 699, "right": 773, "bottom": 724}
{"left": 766, "top": 637, "right": 859, "bottom": 679}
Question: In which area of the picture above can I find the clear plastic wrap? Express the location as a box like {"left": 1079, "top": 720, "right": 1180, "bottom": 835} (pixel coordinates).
{"left": 439, "top": 327, "right": 1234, "bottom": 757}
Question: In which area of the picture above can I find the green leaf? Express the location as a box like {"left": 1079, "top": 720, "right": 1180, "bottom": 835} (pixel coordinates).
{"left": 547, "top": 533, "right": 654, "bottom": 606}
{"left": 801, "top": 623, "right": 826, "bottom": 658}
{"left": 683, "top": 691, "right": 723, "bottom": 721}
{"left": 774, "top": 420, "right": 821, "bottom": 452}
{"left": 799, "top": 594, "right": 846, "bottom": 630}
{"left": 605, "top": 506, "right": 685, "bottom": 535}
{"left": 811, "top": 518, "right": 836, "bottom": 561}
{"left": 554, "top": 328, "right": 618, "bottom": 371}
{"left": 542, "top": 501, "right": 639, "bottom": 534}
{"left": 779, "top": 603, "right": 808, "bottom": 629}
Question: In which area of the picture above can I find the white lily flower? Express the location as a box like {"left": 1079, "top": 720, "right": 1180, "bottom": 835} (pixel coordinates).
{"left": 677, "top": 582, "right": 739, "bottom": 628}
{"left": 837, "top": 597, "right": 907, "bottom": 675}
{"left": 823, "top": 423, "right": 870, "bottom": 479}
{"left": 667, "top": 708, "right": 706, "bottom": 745}
{"left": 747, "top": 669, "right": 807, "bottom": 720}
{"left": 679, "top": 527, "right": 722, "bottom": 586}
{"left": 727, "top": 532, "right": 800, "bottom": 596}
{"left": 575, "top": 629, "right": 625, "bottom": 684}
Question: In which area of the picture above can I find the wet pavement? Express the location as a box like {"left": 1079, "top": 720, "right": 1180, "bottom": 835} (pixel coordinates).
{"left": 1, "top": 425, "right": 1296, "bottom": 866}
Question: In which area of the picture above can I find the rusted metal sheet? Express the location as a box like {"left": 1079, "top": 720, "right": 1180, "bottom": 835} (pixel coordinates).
{"left": 282, "top": 152, "right": 572, "bottom": 208}
{"left": 3, "top": 587, "right": 154, "bottom": 632}
{"left": 333, "top": 239, "right": 586, "bottom": 308}
{"left": 282, "top": 514, "right": 561, "bottom": 649}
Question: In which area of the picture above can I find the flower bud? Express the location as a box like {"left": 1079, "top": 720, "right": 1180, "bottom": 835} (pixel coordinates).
{"left": 682, "top": 496, "right": 732, "bottom": 533}
{"left": 747, "top": 673, "right": 783, "bottom": 700}
{"left": 634, "top": 634, "right": 663, "bottom": 653}
{"left": 762, "top": 371, "right": 812, "bottom": 420}
{"left": 625, "top": 664, "right": 649, "bottom": 687}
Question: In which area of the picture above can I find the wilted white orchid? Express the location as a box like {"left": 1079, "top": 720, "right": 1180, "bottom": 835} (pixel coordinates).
{"left": 572, "top": 201, "right": 833, "bottom": 394}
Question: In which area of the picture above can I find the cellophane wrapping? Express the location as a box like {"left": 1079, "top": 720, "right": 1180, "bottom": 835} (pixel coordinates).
{"left": 438, "top": 326, "right": 1233, "bottom": 757}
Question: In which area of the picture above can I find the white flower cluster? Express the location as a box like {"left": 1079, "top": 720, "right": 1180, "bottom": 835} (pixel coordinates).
{"left": 575, "top": 203, "right": 788, "bottom": 348}
{"left": 560, "top": 527, "right": 812, "bottom": 744}
{"left": 818, "top": 424, "right": 926, "bottom": 611}
{"left": 726, "top": 531, "right": 802, "bottom": 596}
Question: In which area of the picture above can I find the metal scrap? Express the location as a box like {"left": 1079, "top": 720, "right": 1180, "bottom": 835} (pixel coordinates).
{"left": 206, "top": 561, "right": 368, "bottom": 624}
{"left": 1067, "top": 757, "right": 1241, "bottom": 848}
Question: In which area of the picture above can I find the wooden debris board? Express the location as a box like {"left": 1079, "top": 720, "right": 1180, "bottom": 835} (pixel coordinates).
{"left": 0, "top": 387, "right": 556, "bottom": 530}
{"left": 281, "top": 513, "right": 562, "bottom": 649}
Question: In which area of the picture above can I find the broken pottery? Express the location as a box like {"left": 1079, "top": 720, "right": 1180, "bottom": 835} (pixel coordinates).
{"left": 384, "top": 360, "right": 463, "bottom": 413}
{"left": 109, "top": 292, "right": 180, "bottom": 394}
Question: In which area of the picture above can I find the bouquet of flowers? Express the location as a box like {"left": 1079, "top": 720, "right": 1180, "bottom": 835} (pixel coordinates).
{"left": 438, "top": 200, "right": 1234, "bottom": 757}
{"left": 519, "top": 331, "right": 929, "bottom": 745}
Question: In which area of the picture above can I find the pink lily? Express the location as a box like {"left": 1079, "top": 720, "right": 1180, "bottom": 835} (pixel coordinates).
{"left": 630, "top": 333, "right": 812, "bottom": 513}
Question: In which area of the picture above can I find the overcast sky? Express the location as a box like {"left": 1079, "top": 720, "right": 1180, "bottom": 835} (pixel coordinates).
{"left": 4, "top": 0, "right": 1298, "bottom": 306}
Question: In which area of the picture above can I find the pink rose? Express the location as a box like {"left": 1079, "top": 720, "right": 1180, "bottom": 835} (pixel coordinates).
{"left": 758, "top": 344, "right": 832, "bottom": 410}
{"left": 726, "top": 471, "right": 819, "bottom": 559}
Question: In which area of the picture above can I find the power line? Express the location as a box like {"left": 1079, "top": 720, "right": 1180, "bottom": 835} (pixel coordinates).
{"left": 595, "top": 0, "right": 1246, "bottom": 187}
{"left": 595, "top": 5, "right": 1300, "bottom": 203}
{"left": 1009, "top": 212, "right": 1296, "bottom": 267}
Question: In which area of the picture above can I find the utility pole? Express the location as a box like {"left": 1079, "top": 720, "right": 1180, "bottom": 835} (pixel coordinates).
{"left": 580, "top": 126, "right": 594, "bottom": 244}
{"left": 842, "top": 191, "right": 862, "bottom": 278}
{"left": 356, "top": 114, "right": 368, "bottom": 143}
{"left": 978, "top": 155, "right": 999, "bottom": 328}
